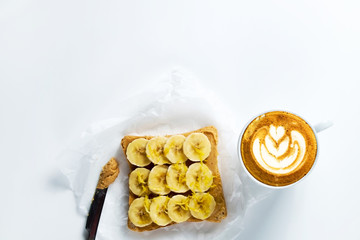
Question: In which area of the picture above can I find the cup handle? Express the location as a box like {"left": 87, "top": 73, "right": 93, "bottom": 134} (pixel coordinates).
{"left": 314, "top": 120, "right": 333, "bottom": 133}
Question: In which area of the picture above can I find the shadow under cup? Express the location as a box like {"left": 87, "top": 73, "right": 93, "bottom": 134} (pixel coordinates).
{"left": 238, "top": 111, "right": 318, "bottom": 188}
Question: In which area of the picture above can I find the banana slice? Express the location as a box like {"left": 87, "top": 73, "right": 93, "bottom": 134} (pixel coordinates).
{"left": 183, "top": 133, "right": 211, "bottom": 161}
{"left": 186, "top": 163, "right": 213, "bottom": 192}
{"left": 149, "top": 196, "right": 172, "bottom": 226}
{"left": 166, "top": 163, "right": 189, "bottom": 193}
{"left": 167, "top": 195, "right": 191, "bottom": 223}
{"left": 188, "top": 193, "right": 216, "bottom": 220}
{"left": 128, "top": 197, "right": 153, "bottom": 227}
{"left": 148, "top": 165, "right": 171, "bottom": 195}
{"left": 126, "top": 138, "right": 151, "bottom": 167}
{"left": 146, "top": 136, "right": 171, "bottom": 165}
{"left": 164, "top": 135, "right": 188, "bottom": 163}
{"left": 129, "top": 168, "right": 151, "bottom": 196}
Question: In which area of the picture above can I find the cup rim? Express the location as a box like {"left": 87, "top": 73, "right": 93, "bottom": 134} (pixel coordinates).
{"left": 237, "top": 110, "right": 319, "bottom": 189}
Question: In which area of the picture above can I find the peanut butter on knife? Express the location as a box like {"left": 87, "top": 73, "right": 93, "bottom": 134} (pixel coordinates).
{"left": 97, "top": 157, "right": 119, "bottom": 189}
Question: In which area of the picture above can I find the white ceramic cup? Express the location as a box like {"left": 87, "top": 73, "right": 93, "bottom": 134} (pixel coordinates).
{"left": 237, "top": 110, "right": 332, "bottom": 189}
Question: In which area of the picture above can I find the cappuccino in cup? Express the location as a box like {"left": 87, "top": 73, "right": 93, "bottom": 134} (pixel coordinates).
{"left": 240, "top": 111, "right": 317, "bottom": 187}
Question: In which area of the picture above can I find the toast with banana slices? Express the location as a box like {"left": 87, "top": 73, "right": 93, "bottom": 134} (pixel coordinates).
{"left": 121, "top": 126, "right": 227, "bottom": 232}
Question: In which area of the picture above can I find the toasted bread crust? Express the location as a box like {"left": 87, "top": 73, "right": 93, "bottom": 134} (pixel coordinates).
{"left": 121, "top": 126, "right": 227, "bottom": 232}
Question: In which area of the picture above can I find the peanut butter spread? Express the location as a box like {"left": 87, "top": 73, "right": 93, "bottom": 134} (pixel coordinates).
{"left": 97, "top": 158, "right": 119, "bottom": 189}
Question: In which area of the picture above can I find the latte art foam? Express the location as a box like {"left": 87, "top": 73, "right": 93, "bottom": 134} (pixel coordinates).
{"left": 252, "top": 125, "right": 306, "bottom": 174}
{"left": 240, "top": 111, "right": 317, "bottom": 187}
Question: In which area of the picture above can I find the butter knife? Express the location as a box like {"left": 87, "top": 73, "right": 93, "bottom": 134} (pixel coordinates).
{"left": 86, "top": 158, "right": 119, "bottom": 240}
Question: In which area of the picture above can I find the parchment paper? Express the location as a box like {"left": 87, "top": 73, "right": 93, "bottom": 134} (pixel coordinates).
{"left": 59, "top": 69, "right": 271, "bottom": 240}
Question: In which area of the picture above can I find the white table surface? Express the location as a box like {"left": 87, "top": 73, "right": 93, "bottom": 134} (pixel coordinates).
{"left": 1, "top": 1, "right": 360, "bottom": 239}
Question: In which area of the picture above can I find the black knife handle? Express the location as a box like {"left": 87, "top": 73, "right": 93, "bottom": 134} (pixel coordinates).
{"left": 86, "top": 188, "right": 108, "bottom": 240}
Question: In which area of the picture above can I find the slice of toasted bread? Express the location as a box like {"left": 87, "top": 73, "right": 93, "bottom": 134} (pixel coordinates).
{"left": 121, "top": 126, "right": 227, "bottom": 232}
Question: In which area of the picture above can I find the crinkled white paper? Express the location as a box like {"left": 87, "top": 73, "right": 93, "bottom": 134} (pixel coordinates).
{"left": 59, "top": 69, "right": 271, "bottom": 240}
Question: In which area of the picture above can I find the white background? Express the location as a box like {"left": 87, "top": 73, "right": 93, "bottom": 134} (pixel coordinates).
{"left": 1, "top": 0, "right": 360, "bottom": 239}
